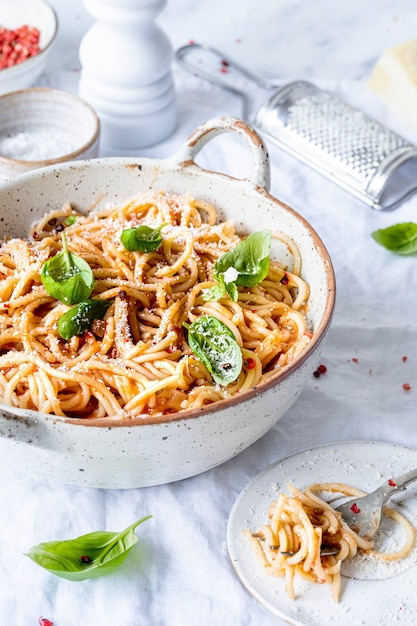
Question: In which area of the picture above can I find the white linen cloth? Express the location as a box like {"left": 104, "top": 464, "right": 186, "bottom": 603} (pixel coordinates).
{"left": 1, "top": 59, "right": 417, "bottom": 626}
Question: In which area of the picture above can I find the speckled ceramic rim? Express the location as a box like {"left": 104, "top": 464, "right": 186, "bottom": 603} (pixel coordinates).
{"left": 0, "top": 117, "right": 336, "bottom": 429}
{"left": 0, "top": 0, "right": 59, "bottom": 76}
{"left": 0, "top": 87, "right": 100, "bottom": 166}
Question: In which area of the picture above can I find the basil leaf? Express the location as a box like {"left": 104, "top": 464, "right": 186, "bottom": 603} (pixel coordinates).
{"left": 58, "top": 299, "right": 112, "bottom": 340}
{"left": 184, "top": 315, "right": 242, "bottom": 386}
{"left": 203, "top": 284, "right": 226, "bottom": 301}
{"left": 372, "top": 222, "right": 417, "bottom": 255}
{"left": 120, "top": 223, "right": 167, "bottom": 252}
{"left": 214, "top": 229, "right": 271, "bottom": 287}
{"left": 225, "top": 282, "right": 239, "bottom": 301}
{"left": 41, "top": 232, "right": 94, "bottom": 305}
{"left": 26, "top": 516, "right": 152, "bottom": 582}
{"left": 202, "top": 275, "right": 239, "bottom": 302}
{"left": 205, "top": 230, "right": 272, "bottom": 302}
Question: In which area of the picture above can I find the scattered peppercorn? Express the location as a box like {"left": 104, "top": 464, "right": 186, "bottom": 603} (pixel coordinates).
{"left": 108, "top": 347, "right": 118, "bottom": 359}
{"left": 388, "top": 479, "right": 397, "bottom": 487}
{"left": 402, "top": 383, "right": 411, "bottom": 391}
{"left": 39, "top": 618, "right": 53, "bottom": 626}
{"left": 350, "top": 503, "right": 360, "bottom": 514}
{"left": 79, "top": 554, "right": 91, "bottom": 563}
{"left": 313, "top": 363, "right": 327, "bottom": 378}
{"left": 91, "top": 318, "right": 106, "bottom": 338}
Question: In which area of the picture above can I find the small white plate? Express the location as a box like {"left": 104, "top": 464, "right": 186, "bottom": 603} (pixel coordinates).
{"left": 227, "top": 441, "right": 417, "bottom": 626}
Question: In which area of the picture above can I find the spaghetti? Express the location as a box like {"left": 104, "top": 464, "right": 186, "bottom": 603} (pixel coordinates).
{"left": 244, "top": 482, "right": 415, "bottom": 602}
{"left": 0, "top": 191, "right": 311, "bottom": 420}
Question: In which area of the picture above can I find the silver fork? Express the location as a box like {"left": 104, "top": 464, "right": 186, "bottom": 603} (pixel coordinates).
{"left": 335, "top": 467, "right": 417, "bottom": 540}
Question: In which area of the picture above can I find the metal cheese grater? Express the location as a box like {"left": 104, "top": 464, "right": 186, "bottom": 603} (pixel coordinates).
{"left": 176, "top": 43, "right": 417, "bottom": 210}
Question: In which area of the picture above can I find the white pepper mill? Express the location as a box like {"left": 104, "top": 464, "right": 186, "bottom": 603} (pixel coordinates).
{"left": 78, "top": 0, "right": 177, "bottom": 153}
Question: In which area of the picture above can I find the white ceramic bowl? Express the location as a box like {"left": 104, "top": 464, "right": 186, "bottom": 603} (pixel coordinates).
{"left": 0, "top": 0, "right": 58, "bottom": 94}
{"left": 0, "top": 117, "right": 335, "bottom": 489}
{"left": 0, "top": 87, "right": 100, "bottom": 179}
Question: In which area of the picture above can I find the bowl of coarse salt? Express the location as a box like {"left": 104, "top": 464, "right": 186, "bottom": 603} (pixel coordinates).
{"left": 0, "top": 87, "right": 100, "bottom": 180}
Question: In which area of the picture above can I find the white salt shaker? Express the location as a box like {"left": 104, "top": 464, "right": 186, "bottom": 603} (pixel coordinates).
{"left": 79, "top": 0, "right": 177, "bottom": 153}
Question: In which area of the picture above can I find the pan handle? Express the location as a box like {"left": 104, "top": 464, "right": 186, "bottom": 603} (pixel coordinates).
{"left": 172, "top": 116, "right": 271, "bottom": 190}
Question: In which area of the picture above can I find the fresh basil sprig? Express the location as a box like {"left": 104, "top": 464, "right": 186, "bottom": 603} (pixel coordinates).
{"left": 184, "top": 315, "right": 242, "bottom": 386}
{"left": 26, "top": 516, "right": 152, "bottom": 581}
{"left": 372, "top": 222, "right": 417, "bottom": 255}
{"left": 120, "top": 223, "right": 167, "bottom": 252}
{"left": 41, "top": 232, "right": 94, "bottom": 305}
{"left": 203, "top": 230, "right": 272, "bottom": 302}
{"left": 58, "top": 299, "right": 112, "bottom": 340}
{"left": 204, "top": 272, "right": 238, "bottom": 302}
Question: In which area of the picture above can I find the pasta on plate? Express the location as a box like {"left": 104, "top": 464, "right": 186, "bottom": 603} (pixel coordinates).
{"left": 244, "top": 482, "right": 415, "bottom": 602}
{"left": 0, "top": 191, "right": 311, "bottom": 420}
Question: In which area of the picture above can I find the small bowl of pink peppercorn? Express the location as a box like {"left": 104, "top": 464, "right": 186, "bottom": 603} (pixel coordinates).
{"left": 0, "top": 0, "right": 58, "bottom": 94}
{"left": 0, "top": 87, "right": 100, "bottom": 180}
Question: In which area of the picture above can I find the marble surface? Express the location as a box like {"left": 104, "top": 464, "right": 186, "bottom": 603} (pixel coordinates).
{"left": 49, "top": 0, "right": 417, "bottom": 80}
{"left": 1, "top": 1, "right": 417, "bottom": 625}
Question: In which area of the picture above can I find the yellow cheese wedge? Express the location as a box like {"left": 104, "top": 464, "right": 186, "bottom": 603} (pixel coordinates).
{"left": 368, "top": 39, "right": 417, "bottom": 130}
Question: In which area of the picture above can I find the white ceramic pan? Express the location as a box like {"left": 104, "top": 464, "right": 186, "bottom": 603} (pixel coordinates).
{"left": 0, "top": 117, "right": 335, "bottom": 488}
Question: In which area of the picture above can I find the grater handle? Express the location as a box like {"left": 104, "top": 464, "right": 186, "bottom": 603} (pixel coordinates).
{"left": 176, "top": 42, "right": 276, "bottom": 120}
{"left": 171, "top": 116, "right": 271, "bottom": 190}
